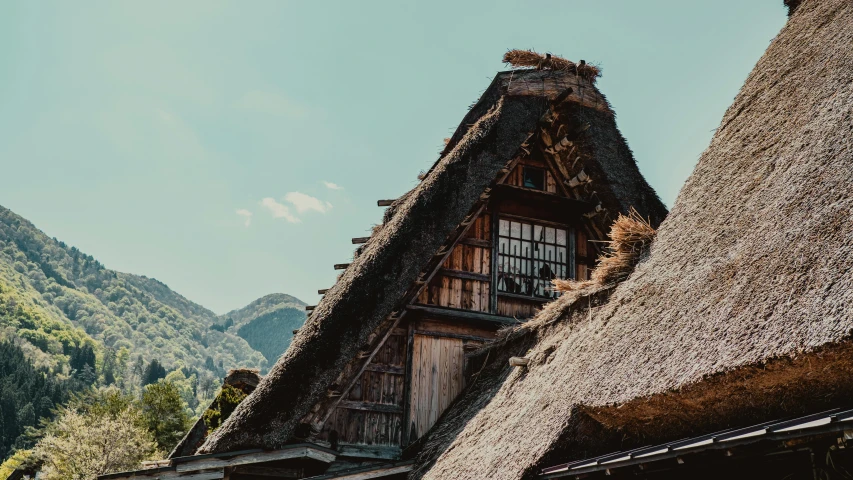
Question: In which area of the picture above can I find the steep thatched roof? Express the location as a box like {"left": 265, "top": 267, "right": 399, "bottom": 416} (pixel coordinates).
{"left": 413, "top": 1, "right": 853, "bottom": 478}
{"left": 199, "top": 66, "right": 666, "bottom": 454}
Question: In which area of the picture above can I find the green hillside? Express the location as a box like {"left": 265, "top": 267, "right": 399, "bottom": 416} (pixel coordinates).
{"left": 218, "top": 293, "right": 306, "bottom": 366}
{"left": 0, "top": 205, "right": 305, "bottom": 457}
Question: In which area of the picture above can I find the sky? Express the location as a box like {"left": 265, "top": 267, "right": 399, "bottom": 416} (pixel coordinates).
{"left": 0, "top": 1, "right": 787, "bottom": 314}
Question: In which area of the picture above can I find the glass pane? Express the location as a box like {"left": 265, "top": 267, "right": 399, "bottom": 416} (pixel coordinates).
{"left": 545, "top": 227, "right": 555, "bottom": 244}
{"left": 556, "top": 229, "right": 567, "bottom": 246}
{"left": 510, "top": 239, "right": 521, "bottom": 258}
{"left": 521, "top": 241, "right": 532, "bottom": 259}
{"left": 545, "top": 245, "right": 555, "bottom": 263}
{"left": 510, "top": 222, "right": 521, "bottom": 239}
{"left": 521, "top": 223, "right": 532, "bottom": 240}
{"left": 499, "top": 219, "right": 509, "bottom": 236}
{"left": 534, "top": 225, "right": 543, "bottom": 241}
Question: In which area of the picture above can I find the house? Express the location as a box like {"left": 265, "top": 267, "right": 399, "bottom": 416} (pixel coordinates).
{"left": 412, "top": 0, "right": 853, "bottom": 479}
{"left": 99, "top": 51, "right": 666, "bottom": 480}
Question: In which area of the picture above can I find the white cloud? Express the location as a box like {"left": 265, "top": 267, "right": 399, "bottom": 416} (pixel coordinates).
{"left": 259, "top": 197, "right": 300, "bottom": 223}
{"left": 236, "top": 90, "right": 306, "bottom": 117}
{"left": 284, "top": 192, "right": 332, "bottom": 214}
{"left": 236, "top": 209, "right": 253, "bottom": 227}
{"left": 323, "top": 181, "right": 343, "bottom": 190}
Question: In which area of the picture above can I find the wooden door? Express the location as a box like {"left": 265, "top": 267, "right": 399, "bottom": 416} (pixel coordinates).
{"left": 407, "top": 334, "right": 466, "bottom": 440}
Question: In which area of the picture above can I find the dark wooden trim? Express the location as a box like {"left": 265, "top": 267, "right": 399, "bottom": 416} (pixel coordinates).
{"left": 377, "top": 199, "right": 395, "bottom": 207}
{"left": 438, "top": 268, "right": 490, "bottom": 283}
{"left": 304, "top": 460, "right": 413, "bottom": 479}
{"left": 490, "top": 209, "right": 500, "bottom": 314}
{"left": 336, "top": 444, "right": 403, "bottom": 461}
{"left": 232, "top": 466, "right": 301, "bottom": 478}
{"left": 458, "top": 237, "right": 491, "bottom": 248}
{"left": 497, "top": 292, "right": 553, "bottom": 304}
{"left": 306, "top": 306, "right": 316, "bottom": 311}
{"left": 318, "top": 289, "right": 329, "bottom": 295}
{"left": 413, "top": 330, "right": 492, "bottom": 343}
{"left": 334, "top": 263, "right": 350, "bottom": 270}
{"left": 352, "top": 237, "right": 370, "bottom": 244}
{"left": 364, "top": 363, "right": 404, "bottom": 375}
{"left": 497, "top": 212, "right": 579, "bottom": 230}
{"left": 337, "top": 400, "right": 403, "bottom": 414}
{"left": 401, "top": 321, "right": 416, "bottom": 448}
{"left": 407, "top": 304, "right": 520, "bottom": 326}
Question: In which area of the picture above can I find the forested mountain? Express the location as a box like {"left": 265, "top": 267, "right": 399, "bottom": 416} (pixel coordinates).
{"left": 0, "top": 205, "right": 305, "bottom": 459}
{"left": 217, "top": 293, "right": 306, "bottom": 364}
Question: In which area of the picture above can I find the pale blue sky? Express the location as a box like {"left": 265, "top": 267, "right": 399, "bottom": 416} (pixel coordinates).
{"left": 0, "top": 1, "right": 786, "bottom": 313}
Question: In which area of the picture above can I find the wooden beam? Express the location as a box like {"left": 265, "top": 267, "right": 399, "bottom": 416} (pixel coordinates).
{"left": 318, "top": 289, "right": 329, "bottom": 295}
{"left": 458, "top": 237, "right": 491, "bottom": 248}
{"left": 407, "top": 304, "right": 520, "bottom": 326}
{"left": 337, "top": 400, "right": 403, "bottom": 414}
{"left": 232, "top": 466, "right": 300, "bottom": 478}
{"left": 363, "top": 363, "right": 404, "bottom": 374}
{"left": 336, "top": 444, "right": 402, "bottom": 461}
{"left": 351, "top": 237, "right": 370, "bottom": 244}
{"left": 306, "top": 462, "right": 413, "bottom": 480}
{"left": 438, "top": 268, "right": 490, "bottom": 283}
{"left": 174, "top": 446, "right": 336, "bottom": 473}
{"left": 334, "top": 263, "right": 350, "bottom": 270}
{"left": 377, "top": 199, "right": 395, "bottom": 207}
{"left": 306, "top": 306, "right": 315, "bottom": 311}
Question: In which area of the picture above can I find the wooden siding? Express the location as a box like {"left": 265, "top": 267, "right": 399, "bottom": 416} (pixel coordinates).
{"left": 496, "top": 295, "right": 542, "bottom": 319}
{"left": 320, "top": 333, "right": 407, "bottom": 447}
{"left": 416, "top": 213, "right": 492, "bottom": 313}
{"left": 407, "top": 334, "right": 466, "bottom": 440}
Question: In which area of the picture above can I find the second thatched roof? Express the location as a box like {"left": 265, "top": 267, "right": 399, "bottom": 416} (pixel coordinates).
{"left": 412, "top": 1, "right": 853, "bottom": 478}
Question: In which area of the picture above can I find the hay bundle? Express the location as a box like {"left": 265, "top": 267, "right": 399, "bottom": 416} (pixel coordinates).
{"left": 503, "top": 49, "right": 601, "bottom": 82}
{"left": 553, "top": 208, "right": 655, "bottom": 292}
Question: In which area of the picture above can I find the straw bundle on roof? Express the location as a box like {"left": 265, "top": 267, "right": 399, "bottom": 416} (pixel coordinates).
{"left": 503, "top": 49, "right": 600, "bottom": 82}
{"left": 553, "top": 208, "right": 655, "bottom": 292}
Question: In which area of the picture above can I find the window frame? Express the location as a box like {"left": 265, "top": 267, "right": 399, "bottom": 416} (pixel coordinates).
{"left": 494, "top": 215, "right": 576, "bottom": 301}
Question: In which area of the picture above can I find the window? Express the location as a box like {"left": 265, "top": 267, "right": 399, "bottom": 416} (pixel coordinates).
{"left": 497, "top": 218, "right": 570, "bottom": 299}
{"left": 522, "top": 166, "right": 545, "bottom": 190}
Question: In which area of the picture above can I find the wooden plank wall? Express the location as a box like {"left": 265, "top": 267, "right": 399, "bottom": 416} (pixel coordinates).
{"left": 496, "top": 296, "right": 541, "bottom": 319}
{"left": 407, "top": 334, "right": 465, "bottom": 440}
{"left": 577, "top": 229, "right": 590, "bottom": 281}
{"left": 320, "top": 332, "right": 407, "bottom": 447}
{"left": 416, "top": 213, "right": 491, "bottom": 312}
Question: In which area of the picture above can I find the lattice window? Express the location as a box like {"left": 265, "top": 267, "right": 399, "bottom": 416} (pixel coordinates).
{"left": 497, "top": 218, "right": 571, "bottom": 299}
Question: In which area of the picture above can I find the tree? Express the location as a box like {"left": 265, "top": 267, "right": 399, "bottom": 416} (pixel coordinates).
{"left": 141, "top": 359, "right": 166, "bottom": 386}
{"left": 140, "top": 382, "right": 190, "bottom": 452}
{"left": 33, "top": 407, "right": 157, "bottom": 480}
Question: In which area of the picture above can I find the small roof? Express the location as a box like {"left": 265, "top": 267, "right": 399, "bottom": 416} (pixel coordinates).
{"left": 541, "top": 407, "right": 853, "bottom": 477}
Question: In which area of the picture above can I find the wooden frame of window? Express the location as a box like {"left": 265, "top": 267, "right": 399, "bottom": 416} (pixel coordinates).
{"left": 494, "top": 216, "right": 575, "bottom": 300}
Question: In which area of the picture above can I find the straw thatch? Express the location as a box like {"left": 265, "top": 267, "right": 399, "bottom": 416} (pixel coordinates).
{"left": 553, "top": 208, "right": 655, "bottom": 292}
{"left": 503, "top": 49, "right": 601, "bottom": 82}
{"left": 414, "top": 1, "right": 853, "bottom": 478}
{"left": 197, "top": 67, "right": 666, "bottom": 455}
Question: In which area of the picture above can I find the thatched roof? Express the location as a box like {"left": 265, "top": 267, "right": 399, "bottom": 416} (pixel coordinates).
{"left": 413, "top": 1, "right": 853, "bottom": 478}
{"left": 169, "top": 369, "right": 261, "bottom": 458}
{"left": 198, "top": 66, "right": 666, "bottom": 455}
